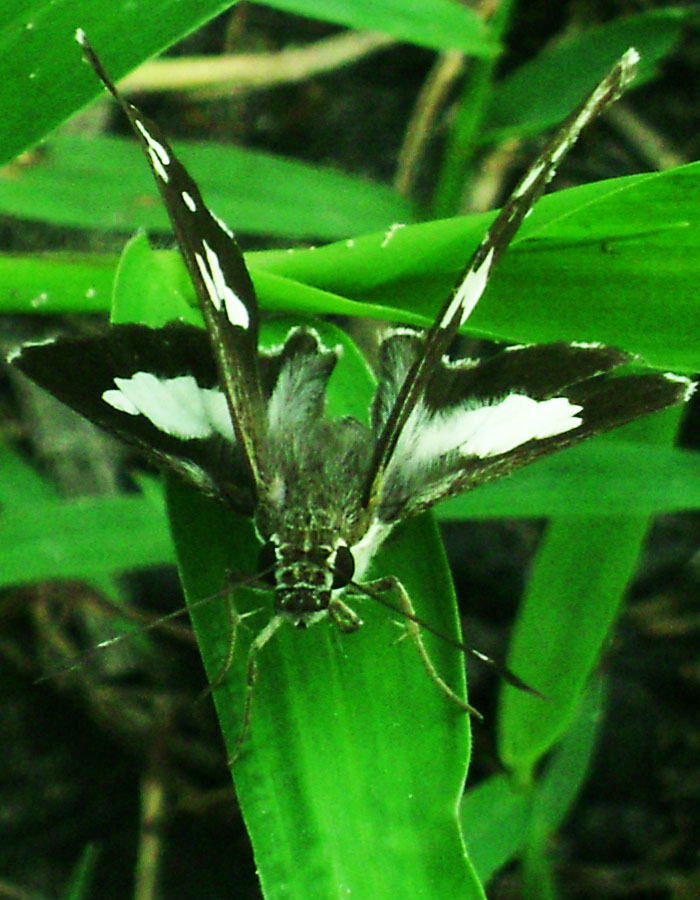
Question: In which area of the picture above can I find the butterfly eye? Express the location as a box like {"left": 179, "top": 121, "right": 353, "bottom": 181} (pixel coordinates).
{"left": 332, "top": 545, "right": 355, "bottom": 589}
{"left": 258, "top": 541, "right": 277, "bottom": 585}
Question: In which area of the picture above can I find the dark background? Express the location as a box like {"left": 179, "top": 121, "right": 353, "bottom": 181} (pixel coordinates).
{"left": 1, "top": 2, "right": 699, "bottom": 898}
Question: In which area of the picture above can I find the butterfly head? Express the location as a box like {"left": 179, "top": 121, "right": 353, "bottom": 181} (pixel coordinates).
{"left": 258, "top": 533, "right": 356, "bottom": 624}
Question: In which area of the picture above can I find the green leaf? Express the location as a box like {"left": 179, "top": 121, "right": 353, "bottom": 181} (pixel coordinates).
{"left": 254, "top": 162, "right": 700, "bottom": 370}
{"left": 482, "top": 9, "right": 691, "bottom": 141}
{"left": 528, "top": 677, "right": 605, "bottom": 840}
{"left": 171, "top": 481, "right": 480, "bottom": 900}
{"left": 0, "top": 252, "right": 116, "bottom": 315}
{"left": 0, "top": 0, "right": 495, "bottom": 173}
{"left": 460, "top": 774, "right": 530, "bottom": 885}
{"left": 166, "top": 334, "right": 480, "bottom": 899}
{"left": 108, "top": 242, "right": 479, "bottom": 898}
{"left": 1, "top": 135, "right": 415, "bottom": 240}
{"left": 497, "top": 409, "right": 684, "bottom": 782}
{"left": 461, "top": 678, "right": 605, "bottom": 886}
{"left": 61, "top": 845, "right": 99, "bottom": 900}
{"left": 7, "top": 163, "right": 699, "bottom": 375}
{"left": 260, "top": 0, "right": 498, "bottom": 56}
{"left": 0, "top": 434, "right": 172, "bottom": 591}
{"left": 0, "top": 467, "right": 175, "bottom": 587}
{"left": 0, "top": 443, "right": 58, "bottom": 505}
{"left": 436, "top": 440, "right": 700, "bottom": 519}
{"left": 112, "top": 232, "right": 200, "bottom": 326}
{"left": 429, "top": 0, "right": 513, "bottom": 218}
{"left": 0, "top": 0, "right": 243, "bottom": 167}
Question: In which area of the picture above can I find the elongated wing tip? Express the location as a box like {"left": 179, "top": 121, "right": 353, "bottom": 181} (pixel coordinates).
{"left": 621, "top": 46, "right": 640, "bottom": 73}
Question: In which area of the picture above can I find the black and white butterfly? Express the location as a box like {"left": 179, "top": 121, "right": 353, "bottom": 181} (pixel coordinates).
{"left": 11, "top": 36, "right": 694, "bottom": 746}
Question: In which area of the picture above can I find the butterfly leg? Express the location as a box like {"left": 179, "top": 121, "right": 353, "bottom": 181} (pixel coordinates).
{"left": 206, "top": 589, "right": 245, "bottom": 694}
{"left": 328, "top": 597, "right": 363, "bottom": 633}
{"left": 228, "top": 613, "right": 286, "bottom": 765}
{"left": 199, "top": 577, "right": 261, "bottom": 698}
{"left": 363, "top": 575, "right": 480, "bottom": 717}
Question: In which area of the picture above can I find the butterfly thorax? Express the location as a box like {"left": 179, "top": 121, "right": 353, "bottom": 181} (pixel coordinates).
{"left": 255, "top": 416, "right": 374, "bottom": 622}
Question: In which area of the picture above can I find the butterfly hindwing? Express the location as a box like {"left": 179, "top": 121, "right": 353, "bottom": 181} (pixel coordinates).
{"left": 372, "top": 333, "right": 693, "bottom": 523}
{"left": 11, "top": 324, "right": 256, "bottom": 512}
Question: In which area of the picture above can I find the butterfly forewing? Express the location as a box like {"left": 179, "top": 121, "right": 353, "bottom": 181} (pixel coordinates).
{"left": 76, "top": 29, "right": 268, "bottom": 493}
{"left": 362, "top": 48, "right": 642, "bottom": 516}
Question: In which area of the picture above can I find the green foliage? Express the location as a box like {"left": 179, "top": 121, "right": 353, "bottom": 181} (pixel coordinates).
{"left": 0, "top": 445, "right": 174, "bottom": 587}
{"left": 0, "top": 134, "right": 416, "bottom": 240}
{"left": 2, "top": 3, "right": 697, "bottom": 899}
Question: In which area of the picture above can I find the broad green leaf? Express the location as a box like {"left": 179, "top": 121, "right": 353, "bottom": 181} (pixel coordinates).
{"left": 0, "top": 0, "right": 242, "bottom": 167}
{"left": 0, "top": 0, "right": 494, "bottom": 172}
{"left": 254, "top": 163, "right": 700, "bottom": 371}
{"left": 1, "top": 135, "right": 415, "bottom": 240}
{"left": 497, "top": 409, "right": 683, "bottom": 781}
{"left": 0, "top": 252, "right": 115, "bottom": 314}
{"left": 171, "top": 481, "right": 481, "bottom": 900}
{"left": 0, "top": 486, "right": 175, "bottom": 587}
{"left": 436, "top": 440, "right": 700, "bottom": 519}
{"left": 482, "top": 9, "right": 691, "bottom": 141}
{"left": 5, "top": 165, "right": 700, "bottom": 374}
{"left": 261, "top": 0, "right": 497, "bottom": 56}
{"left": 110, "top": 242, "right": 479, "bottom": 899}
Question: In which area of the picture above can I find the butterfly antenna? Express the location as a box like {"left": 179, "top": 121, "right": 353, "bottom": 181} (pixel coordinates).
{"left": 34, "top": 569, "right": 269, "bottom": 684}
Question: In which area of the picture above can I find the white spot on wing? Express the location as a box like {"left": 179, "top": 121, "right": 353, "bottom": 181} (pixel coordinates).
{"left": 134, "top": 119, "right": 170, "bottom": 182}
{"left": 393, "top": 392, "right": 583, "bottom": 469}
{"left": 102, "top": 372, "right": 234, "bottom": 440}
{"left": 194, "top": 240, "right": 249, "bottom": 328}
{"left": 211, "top": 211, "right": 234, "bottom": 238}
{"left": 442, "top": 246, "right": 494, "bottom": 328}
{"left": 102, "top": 388, "right": 139, "bottom": 414}
{"left": 181, "top": 191, "right": 196, "bottom": 212}
{"left": 513, "top": 161, "right": 545, "bottom": 199}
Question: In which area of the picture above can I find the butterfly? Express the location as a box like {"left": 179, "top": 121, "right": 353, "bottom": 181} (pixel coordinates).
{"left": 11, "top": 35, "right": 694, "bottom": 754}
